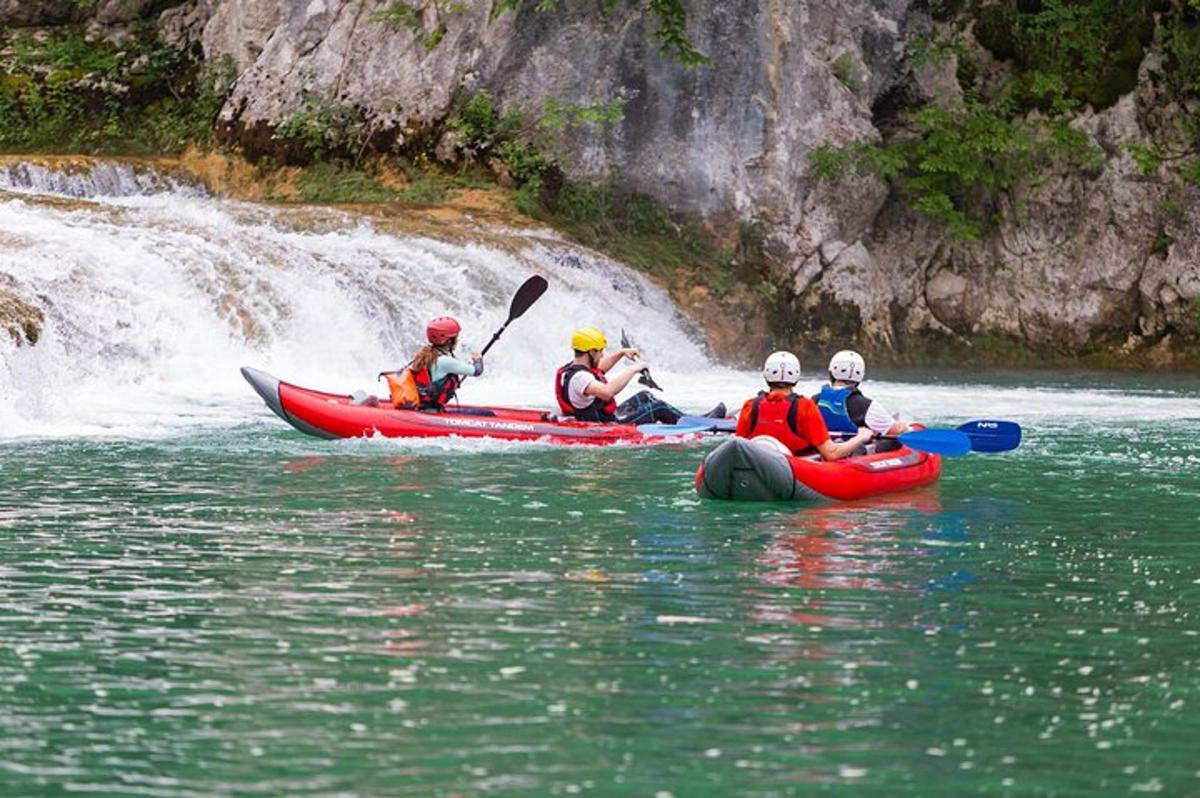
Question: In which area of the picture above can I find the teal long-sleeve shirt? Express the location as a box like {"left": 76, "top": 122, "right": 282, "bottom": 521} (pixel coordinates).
{"left": 430, "top": 355, "right": 483, "bottom": 382}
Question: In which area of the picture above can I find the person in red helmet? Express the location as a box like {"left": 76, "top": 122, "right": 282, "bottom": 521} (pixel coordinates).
{"left": 386, "top": 316, "right": 483, "bottom": 411}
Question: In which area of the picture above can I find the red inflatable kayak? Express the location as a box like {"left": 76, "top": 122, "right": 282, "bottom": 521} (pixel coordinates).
{"left": 242, "top": 367, "right": 686, "bottom": 445}
{"left": 695, "top": 435, "right": 941, "bottom": 502}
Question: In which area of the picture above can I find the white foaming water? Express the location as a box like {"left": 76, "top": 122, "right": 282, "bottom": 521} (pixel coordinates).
{"left": 0, "top": 166, "right": 736, "bottom": 439}
{"left": 1, "top": 162, "right": 1198, "bottom": 441}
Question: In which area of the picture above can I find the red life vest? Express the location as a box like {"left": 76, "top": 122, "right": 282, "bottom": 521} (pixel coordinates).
{"left": 745, "top": 392, "right": 810, "bottom": 454}
{"left": 413, "top": 366, "right": 460, "bottom": 410}
{"left": 554, "top": 362, "right": 618, "bottom": 421}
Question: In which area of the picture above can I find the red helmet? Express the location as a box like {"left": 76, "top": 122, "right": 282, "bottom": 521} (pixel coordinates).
{"left": 426, "top": 316, "right": 461, "bottom": 345}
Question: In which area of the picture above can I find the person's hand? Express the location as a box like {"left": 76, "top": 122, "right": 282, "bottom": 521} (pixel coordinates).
{"left": 634, "top": 361, "right": 651, "bottom": 373}
{"left": 470, "top": 351, "right": 482, "bottom": 362}
{"left": 622, "top": 347, "right": 641, "bottom": 360}
{"left": 857, "top": 426, "right": 874, "bottom": 442}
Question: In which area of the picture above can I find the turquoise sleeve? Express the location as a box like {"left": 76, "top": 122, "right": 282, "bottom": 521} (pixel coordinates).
{"left": 431, "top": 355, "right": 480, "bottom": 382}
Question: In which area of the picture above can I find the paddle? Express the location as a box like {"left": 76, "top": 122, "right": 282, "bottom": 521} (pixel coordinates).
{"left": 480, "top": 275, "right": 549, "bottom": 357}
{"left": 830, "top": 427, "right": 975, "bottom": 456}
{"left": 636, "top": 421, "right": 715, "bottom": 436}
{"left": 679, "top": 415, "right": 736, "bottom": 432}
{"left": 957, "top": 419, "right": 1022, "bottom": 452}
{"left": 893, "top": 428, "right": 972, "bottom": 456}
{"left": 620, "top": 328, "right": 663, "bottom": 391}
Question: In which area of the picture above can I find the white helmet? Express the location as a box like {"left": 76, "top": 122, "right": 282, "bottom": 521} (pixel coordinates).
{"left": 828, "top": 350, "right": 866, "bottom": 383}
{"left": 762, "top": 351, "right": 801, "bottom": 385}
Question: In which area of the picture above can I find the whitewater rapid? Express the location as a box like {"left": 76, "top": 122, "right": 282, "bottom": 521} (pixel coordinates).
{"left": 1, "top": 162, "right": 1197, "bottom": 441}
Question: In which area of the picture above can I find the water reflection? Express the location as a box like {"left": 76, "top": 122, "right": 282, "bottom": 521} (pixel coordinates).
{"left": 750, "top": 491, "right": 944, "bottom": 627}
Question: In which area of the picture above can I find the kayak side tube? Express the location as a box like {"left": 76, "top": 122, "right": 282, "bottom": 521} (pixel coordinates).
{"left": 241, "top": 366, "right": 340, "bottom": 440}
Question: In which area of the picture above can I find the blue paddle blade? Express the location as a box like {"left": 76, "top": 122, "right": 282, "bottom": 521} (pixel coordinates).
{"left": 957, "top": 420, "right": 1022, "bottom": 452}
{"left": 637, "top": 422, "right": 714, "bottom": 436}
{"left": 898, "top": 428, "right": 973, "bottom": 456}
{"left": 679, "top": 415, "right": 736, "bottom": 432}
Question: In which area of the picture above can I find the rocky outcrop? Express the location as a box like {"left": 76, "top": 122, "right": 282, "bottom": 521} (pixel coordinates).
{"left": 844, "top": 51, "right": 1200, "bottom": 362}
{"left": 0, "top": 286, "right": 43, "bottom": 347}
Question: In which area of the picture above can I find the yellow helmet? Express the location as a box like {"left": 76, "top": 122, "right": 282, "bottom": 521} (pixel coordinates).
{"left": 571, "top": 326, "right": 607, "bottom": 352}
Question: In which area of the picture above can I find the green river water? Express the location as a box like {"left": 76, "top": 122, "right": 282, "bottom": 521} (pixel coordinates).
{"left": 1, "top": 372, "right": 1199, "bottom": 797}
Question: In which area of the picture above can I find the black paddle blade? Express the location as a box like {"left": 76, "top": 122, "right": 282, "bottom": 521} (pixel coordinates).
{"left": 638, "top": 371, "right": 663, "bottom": 391}
{"left": 508, "top": 275, "right": 548, "bottom": 321}
{"left": 621, "top": 327, "right": 662, "bottom": 390}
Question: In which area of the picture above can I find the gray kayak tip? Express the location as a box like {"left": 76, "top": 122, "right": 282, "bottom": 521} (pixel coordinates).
{"left": 697, "top": 436, "right": 807, "bottom": 502}
{"left": 240, "top": 366, "right": 285, "bottom": 420}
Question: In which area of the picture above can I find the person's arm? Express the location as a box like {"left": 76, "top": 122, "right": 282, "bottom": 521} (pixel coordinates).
{"left": 797, "top": 400, "right": 870, "bottom": 460}
{"left": 815, "top": 428, "right": 874, "bottom": 460}
{"left": 597, "top": 347, "right": 639, "bottom": 373}
{"left": 435, "top": 354, "right": 483, "bottom": 379}
{"left": 585, "top": 363, "right": 647, "bottom": 401}
{"left": 864, "top": 400, "right": 904, "bottom": 436}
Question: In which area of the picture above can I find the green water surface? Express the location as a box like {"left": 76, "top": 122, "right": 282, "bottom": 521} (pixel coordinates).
{"left": 1, "top": 376, "right": 1199, "bottom": 797}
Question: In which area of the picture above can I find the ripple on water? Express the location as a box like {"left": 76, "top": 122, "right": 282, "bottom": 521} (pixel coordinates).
{"left": 2, "top": 391, "right": 1200, "bottom": 795}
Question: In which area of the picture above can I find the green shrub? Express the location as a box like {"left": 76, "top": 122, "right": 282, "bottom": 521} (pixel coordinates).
{"left": 1123, "top": 141, "right": 1161, "bottom": 176}
{"left": 976, "top": 0, "right": 1150, "bottom": 113}
{"left": 395, "top": 172, "right": 451, "bottom": 204}
{"left": 1178, "top": 158, "right": 1200, "bottom": 186}
{"left": 1162, "top": 10, "right": 1200, "bottom": 98}
{"left": 294, "top": 164, "right": 397, "bottom": 203}
{"left": 831, "top": 53, "right": 863, "bottom": 93}
{"left": 370, "top": 1, "right": 450, "bottom": 49}
{"left": 809, "top": 98, "right": 1102, "bottom": 240}
{"left": 0, "top": 27, "right": 235, "bottom": 154}
{"left": 1150, "top": 229, "right": 1174, "bottom": 256}
{"left": 275, "top": 95, "right": 365, "bottom": 161}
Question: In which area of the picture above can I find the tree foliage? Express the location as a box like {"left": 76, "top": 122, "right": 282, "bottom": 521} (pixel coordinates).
{"left": 0, "top": 26, "right": 234, "bottom": 153}
{"left": 811, "top": 99, "right": 1101, "bottom": 240}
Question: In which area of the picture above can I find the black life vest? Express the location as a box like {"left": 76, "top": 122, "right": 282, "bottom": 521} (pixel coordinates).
{"left": 555, "top": 362, "right": 618, "bottom": 422}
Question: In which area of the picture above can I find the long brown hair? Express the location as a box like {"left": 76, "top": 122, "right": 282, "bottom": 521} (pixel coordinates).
{"left": 409, "top": 340, "right": 454, "bottom": 372}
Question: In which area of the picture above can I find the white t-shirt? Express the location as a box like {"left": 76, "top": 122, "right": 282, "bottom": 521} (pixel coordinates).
{"left": 567, "top": 370, "right": 601, "bottom": 409}
{"left": 864, "top": 400, "right": 897, "bottom": 434}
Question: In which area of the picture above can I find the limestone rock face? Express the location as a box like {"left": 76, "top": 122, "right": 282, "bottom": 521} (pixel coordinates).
{"left": 760, "top": 41, "right": 1199, "bottom": 363}
{"left": 13, "top": 0, "right": 1197, "bottom": 362}
{"left": 190, "top": 0, "right": 910, "bottom": 252}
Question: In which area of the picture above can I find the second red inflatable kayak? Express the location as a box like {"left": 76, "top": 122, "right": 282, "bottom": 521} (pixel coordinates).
{"left": 695, "top": 435, "right": 942, "bottom": 501}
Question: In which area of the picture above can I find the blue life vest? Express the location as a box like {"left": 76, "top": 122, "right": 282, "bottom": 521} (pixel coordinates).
{"left": 816, "top": 385, "right": 858, "bottom": 434}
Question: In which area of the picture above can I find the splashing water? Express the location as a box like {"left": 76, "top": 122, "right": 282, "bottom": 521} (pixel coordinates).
{"left": 0, "top": 164, "right": 724, "bottom": 438}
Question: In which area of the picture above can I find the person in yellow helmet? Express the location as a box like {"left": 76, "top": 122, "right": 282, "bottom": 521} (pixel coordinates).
{"left": 554, "top": 326, "right": 700, "bottom": 424}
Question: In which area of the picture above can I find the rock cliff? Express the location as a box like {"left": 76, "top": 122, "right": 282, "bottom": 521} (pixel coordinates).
{"left": 2, "top": 0, "right": 1196, "bottom": 365}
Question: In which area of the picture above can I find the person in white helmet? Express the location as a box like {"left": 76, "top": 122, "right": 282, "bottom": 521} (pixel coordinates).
{"left": 814, "top": 350, "right": 907, "bottom": 450}
{"left": 735, "top": 351, "right": 873, "bottom": 458}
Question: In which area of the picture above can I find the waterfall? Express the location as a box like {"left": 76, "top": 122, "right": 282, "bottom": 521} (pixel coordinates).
{"left": 0, "top": 160, "right": 722, "bottom": 438}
